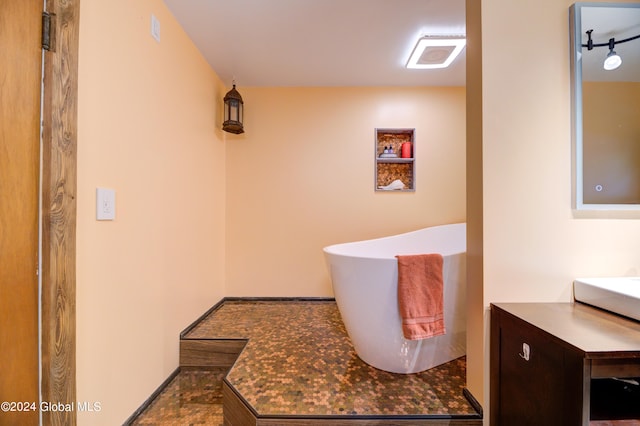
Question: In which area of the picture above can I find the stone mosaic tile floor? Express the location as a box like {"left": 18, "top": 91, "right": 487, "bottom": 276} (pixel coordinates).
{"left": 131, "top": 368, "right": 226, "bottom": 426}
{"left": 132, "top": 299, "right": 480, "bottom": 423}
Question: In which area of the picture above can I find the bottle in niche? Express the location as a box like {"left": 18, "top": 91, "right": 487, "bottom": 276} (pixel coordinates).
{"left": 401, "top": 142, "right": 412, "bottom": 158}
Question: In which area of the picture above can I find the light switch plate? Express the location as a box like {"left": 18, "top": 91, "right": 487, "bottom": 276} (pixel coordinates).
{"left": 96, "top": 188, "right": 115, "bottom": 220}
{"left": 151, "top": 14, "right": 160, "bottom": 42}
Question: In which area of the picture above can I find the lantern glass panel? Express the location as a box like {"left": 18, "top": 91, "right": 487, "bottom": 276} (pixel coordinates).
{"left": 230, "top": 100, "right": 239, "bottom": 121}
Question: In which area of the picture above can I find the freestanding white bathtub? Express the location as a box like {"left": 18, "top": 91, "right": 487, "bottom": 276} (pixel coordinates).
{"left": 323, "top": 223, "right": 466, "bottom": 374}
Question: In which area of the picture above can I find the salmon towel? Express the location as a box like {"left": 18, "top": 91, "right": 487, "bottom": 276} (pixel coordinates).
{"left": 395, "top": 254, "right": 445, "bottom": 340}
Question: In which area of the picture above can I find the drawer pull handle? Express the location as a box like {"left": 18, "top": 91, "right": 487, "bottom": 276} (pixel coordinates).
{"left": 519, "top": 343, "right": 530, "bottom": 361}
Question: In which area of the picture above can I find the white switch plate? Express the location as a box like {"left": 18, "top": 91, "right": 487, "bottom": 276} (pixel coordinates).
{"left": 151, "top": 14, "right": 160, "bottom": 42}
{"left": 96, "top": 188, "right": 115, "bottom": 220}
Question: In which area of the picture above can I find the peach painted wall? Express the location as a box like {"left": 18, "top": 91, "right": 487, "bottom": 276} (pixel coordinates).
{"left": 470, "top": 0, "right": 640, "bottom": 421}
{"left": 76, "top": 0, "right": 226, "bottom": 424}
{"left": 225, "top": 86, "right": 466, "bottom": 297}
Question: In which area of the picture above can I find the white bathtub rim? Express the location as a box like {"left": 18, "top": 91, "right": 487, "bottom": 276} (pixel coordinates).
{"left": 323, "top": 222, "right": 466, "bottom": 260}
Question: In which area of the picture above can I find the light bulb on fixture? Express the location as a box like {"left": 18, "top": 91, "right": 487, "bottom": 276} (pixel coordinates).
{"left": 603, "top": 38, "right": 622, "bottom": 71}
{"left": 604, "top": 48, "right": 622, "bottom": 70}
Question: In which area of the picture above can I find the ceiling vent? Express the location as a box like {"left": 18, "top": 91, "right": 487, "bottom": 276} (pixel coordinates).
{"left": 406, "top": 37, "right": 466, "bottom": 69}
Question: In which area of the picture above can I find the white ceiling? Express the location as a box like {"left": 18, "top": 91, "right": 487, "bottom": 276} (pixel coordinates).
{"left": 162, "top": 0, "right": 467, "bottom": 87}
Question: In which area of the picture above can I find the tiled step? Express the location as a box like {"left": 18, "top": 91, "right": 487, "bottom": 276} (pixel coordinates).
{"left": 129, "top": 368, "right": 227, "bottom": 425}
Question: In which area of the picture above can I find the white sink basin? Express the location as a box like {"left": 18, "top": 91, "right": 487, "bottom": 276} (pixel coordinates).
{"left": 574, "top": 277, "right": 640, "bottom": 322}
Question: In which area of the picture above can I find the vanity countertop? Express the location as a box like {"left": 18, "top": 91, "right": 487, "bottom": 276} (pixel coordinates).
{"left": 492, "top": 302, "right": 640, "bottom": 359}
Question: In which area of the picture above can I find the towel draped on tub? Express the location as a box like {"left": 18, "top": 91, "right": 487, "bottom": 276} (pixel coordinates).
{"left": 395, "top": 253, "right": 445, "bottom": 340}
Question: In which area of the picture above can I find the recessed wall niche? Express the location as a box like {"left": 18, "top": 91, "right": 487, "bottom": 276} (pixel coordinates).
{"left": 375, "top": 128, "right": 415, "bottom": 192}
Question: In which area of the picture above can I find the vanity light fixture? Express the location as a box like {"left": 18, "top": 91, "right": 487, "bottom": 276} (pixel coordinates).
{"left": 222, "top": 82, "right": 244, "bottom": 134}
{"left": 406, "top": 36, "right": 466, "bottom": 69}
{"left": 584, "top": 29, "right": 640, "bottom": 71}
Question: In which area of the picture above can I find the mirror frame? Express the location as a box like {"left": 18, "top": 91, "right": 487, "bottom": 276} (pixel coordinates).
{"left": 570, "top": 2, "right": 640, "bottom": 211}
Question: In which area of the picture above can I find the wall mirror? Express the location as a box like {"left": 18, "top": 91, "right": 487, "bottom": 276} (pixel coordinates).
{"left": 570, "top": 2, "right": 640, "bottom": 211}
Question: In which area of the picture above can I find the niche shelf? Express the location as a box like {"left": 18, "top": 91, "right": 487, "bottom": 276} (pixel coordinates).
{"left": 375, "top": 128, "right": 415, "bottom": 192}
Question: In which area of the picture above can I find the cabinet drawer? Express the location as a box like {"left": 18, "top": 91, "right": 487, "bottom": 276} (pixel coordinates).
{"left": 591, "top": 359, "right": 640, "bottom": 379}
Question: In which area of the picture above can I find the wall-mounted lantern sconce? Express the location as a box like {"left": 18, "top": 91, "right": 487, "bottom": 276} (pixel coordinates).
{"left": 223, "top": 83, "right": 244, "bottom": 134}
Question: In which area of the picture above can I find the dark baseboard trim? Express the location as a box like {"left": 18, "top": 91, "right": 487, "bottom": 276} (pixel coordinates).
{"left": 463, "top": 387, "right": 483, "bottom": 417}
{"left": 122, "top": 367, "right": 181, "bottom": 425}
{"left": 222, "top": 296, "right": 335, "bottom": 302}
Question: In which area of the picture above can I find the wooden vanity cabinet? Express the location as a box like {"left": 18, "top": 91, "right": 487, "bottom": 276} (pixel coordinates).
{"left": 490, "top": 303, "right": 640, "bottom": 426}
